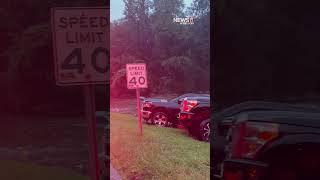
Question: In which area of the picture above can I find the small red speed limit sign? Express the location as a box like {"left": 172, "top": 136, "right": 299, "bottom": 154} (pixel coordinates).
{"left": 126, "top": 63, "right": 148, "bottom": 89}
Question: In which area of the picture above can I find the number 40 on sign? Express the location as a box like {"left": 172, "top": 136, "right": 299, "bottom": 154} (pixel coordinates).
{"left": 126, "top": 63, "right": 148, "bottom": 89}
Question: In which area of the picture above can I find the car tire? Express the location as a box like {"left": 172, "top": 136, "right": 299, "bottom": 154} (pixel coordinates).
{"left": 199, "top": 119, "right": 211, "bottom": 142}
{"left": 152, "top": 111, "right": 169, "bottom": 127}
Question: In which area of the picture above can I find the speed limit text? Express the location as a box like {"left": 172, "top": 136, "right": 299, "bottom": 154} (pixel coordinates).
{"left": 57, "top": 12, "right": 108, "bottom": 44}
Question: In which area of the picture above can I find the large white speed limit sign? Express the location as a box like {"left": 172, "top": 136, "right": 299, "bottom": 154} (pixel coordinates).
{"left": 126, "top": 63, "right": 148, "bottom": 89}
{"left": 51, "top": 7, "right": 109, "bottom": 85}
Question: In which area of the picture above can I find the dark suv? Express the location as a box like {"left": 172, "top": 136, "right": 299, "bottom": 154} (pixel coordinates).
{"left": 179, "top": 96, "right": 210, "bottom": 141}
{"left": 140, "top": 93, "right": 209, "bottom": 127}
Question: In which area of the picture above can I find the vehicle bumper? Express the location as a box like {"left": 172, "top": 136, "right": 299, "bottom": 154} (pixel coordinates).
{"left": 220, "top": 159, "right": 268, "bottom": 180}
{"left": 141, "top": 110, "right": 152, "bottom": 119}
{"left": 178, "top": 112, "right": 194, "bottom": 128}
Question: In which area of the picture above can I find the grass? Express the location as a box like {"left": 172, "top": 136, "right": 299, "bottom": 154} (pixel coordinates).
{"left": 110, "top": 113, "right": 210, "bottom": 180}
{"left": 0, "top": 160, "right": 88, "bottom": 180}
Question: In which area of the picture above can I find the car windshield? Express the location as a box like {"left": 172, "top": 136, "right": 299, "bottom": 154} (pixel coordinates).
{"left": 170, "top": 94, "right": 190, "bottom": 102}
{"left": 170, "top": 94, "right": 209, "bottom": 102}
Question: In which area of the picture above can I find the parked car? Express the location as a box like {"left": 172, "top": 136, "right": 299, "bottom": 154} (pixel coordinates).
{"left": 141, "top": 93, "right": 209, "bottom": 127}
{"left": 212, "top": 101, "right": 320, "bottom": 180}
{"left": 178, "top": 96, "right": 211, "bottom": 141}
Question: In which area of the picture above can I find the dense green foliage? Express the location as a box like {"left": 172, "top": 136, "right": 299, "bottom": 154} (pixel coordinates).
{"left": 110, "top": 0, "right": 210, "bottom": 97}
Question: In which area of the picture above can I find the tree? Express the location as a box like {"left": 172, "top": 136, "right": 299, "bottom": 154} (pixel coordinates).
{"left": 123, "top": 0, "right": 153, "bottom": 60}
{"left": 111, "top": 0, "right": 210, "bottom": 97}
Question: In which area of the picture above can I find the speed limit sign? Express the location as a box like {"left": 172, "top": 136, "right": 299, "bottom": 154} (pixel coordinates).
{"left": 51, "top": 7, "right": 109, "bottom": 85}
{"left": 126, "top": 63, "right": 148, "bottom": 89}
{"left": 126, "top": 63, "right": 147, "bottom": 135}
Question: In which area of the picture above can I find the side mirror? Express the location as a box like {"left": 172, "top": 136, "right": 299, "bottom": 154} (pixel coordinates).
{"left": 178, "top": 99, "right": 184, "bottom": 105}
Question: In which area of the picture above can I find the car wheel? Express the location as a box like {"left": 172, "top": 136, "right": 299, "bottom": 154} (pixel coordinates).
{"left": 199, "top": 119, "right": 211, "bottom": 142}
{"left": 152, "top": 112, "right": 168, "bottom": 127}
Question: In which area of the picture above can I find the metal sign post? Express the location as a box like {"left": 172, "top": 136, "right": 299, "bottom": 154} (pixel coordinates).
{"left": 136, "top": 88, "right": 142, "bottom": 135}
{"left": 84, "top": 85, "right": 100, "bottom": 180}
{"left": 126, "top": 63, "right": 148, "bottom": 135}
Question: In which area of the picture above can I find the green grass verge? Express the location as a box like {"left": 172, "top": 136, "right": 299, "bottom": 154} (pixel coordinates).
{"left": 0, "top": 160, "right": 88, "bottom": 180}
{"left": 110, "top": 113, "right": 210, "bottom": 180}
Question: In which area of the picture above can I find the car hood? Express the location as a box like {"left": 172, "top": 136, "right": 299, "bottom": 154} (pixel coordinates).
{"left": 237, "top": 110, "right": 320, "bottom": 128}
{"left": 213, "top": 101, "right": 320, "bottom": 117}
{"left": 140, "top": 97, "right": 168, "bottom": 103}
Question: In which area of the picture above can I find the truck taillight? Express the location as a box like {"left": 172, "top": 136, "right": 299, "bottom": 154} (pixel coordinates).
{"left": 230, "top": 122, "right": 279, "bottom": 159}
{"left": 181, "top": 99, "right": 198, "bottom": 112}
